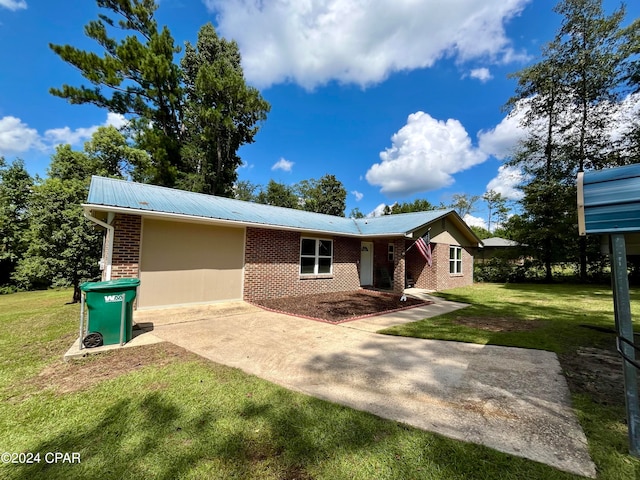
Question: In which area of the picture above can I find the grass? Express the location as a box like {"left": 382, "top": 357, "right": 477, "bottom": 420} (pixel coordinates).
{"left": 383, "top": 283, "right": 635, "bottom": 353}
{"left": 1, "top": 286, "right": 639, "bottom": 479}
{"left": 382, "top": 282, "right": 640, "bottom": 480}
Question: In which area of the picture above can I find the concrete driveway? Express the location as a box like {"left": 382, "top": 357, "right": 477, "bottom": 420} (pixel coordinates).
{"left": 134, "top": 297, "right": 595, "bottom": 478}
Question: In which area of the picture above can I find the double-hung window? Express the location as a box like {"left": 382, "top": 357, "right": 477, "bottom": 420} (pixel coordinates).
{"left": 449, "top": 246, "right": 462, "bottom": 274}
{"left": 300, "top": 238, "right": 333, "bottom": 275}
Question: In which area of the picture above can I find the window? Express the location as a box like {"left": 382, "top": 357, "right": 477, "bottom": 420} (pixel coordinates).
{"left": 300, "top": 238, "right": 333, "bottom": 275}
{"left": 388, "top": 243, "right": 394, "bottom": 262}
{"left": 449, "top": 246, "right": 462, "bottom": 274}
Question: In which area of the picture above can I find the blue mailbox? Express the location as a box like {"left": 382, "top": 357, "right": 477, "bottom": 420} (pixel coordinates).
{"left": 578, "top": 163, "right": 640, "bottom": 237}
{"left": 577, "top": 163, "right": 640, "bottom": 457}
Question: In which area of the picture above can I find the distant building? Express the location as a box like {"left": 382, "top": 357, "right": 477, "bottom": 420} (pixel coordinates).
{"left": 477, "top": 237, "right": 523, "bottom": 264}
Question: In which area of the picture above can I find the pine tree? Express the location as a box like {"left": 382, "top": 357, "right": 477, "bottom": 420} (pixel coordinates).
{"left": 179, "top": 23, "right": 270, "bottom": 196}
{"left": 49, "top": 0, "right": 183, "bottom": 186}
{"left": 506, "top": 0, "right": 629, "bottom": 280}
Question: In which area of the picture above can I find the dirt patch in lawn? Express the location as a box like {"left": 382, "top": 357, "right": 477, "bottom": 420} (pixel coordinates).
{"left": 253, "top": 290, "right": 431, "bottom": 323}
{"left": 559, "top": 344, "right": 632, "bottom": 407}
{"left": 452, "top": 316, "right": 544, "bottom": 333}
{"left": 32, "top": 342, "right": 198, "bottom": 396}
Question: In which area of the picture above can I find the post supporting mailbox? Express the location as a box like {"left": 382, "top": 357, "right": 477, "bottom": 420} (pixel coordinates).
{"left": 578, "top": 164, "right": 640, "bottom": 457}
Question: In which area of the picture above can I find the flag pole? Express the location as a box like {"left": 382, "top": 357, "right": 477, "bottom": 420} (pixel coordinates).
{"left": 405, "top": 228, "right": 431, "bottom": 254}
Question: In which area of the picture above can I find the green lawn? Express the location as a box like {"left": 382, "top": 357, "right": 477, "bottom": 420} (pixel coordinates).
{"left": 382, "top": 282, "right": 640, "bottom": 480}
{"left": 383, "top": 283, "right": 637, "bottom": 353}
{"left": 0, "top": 286, "right": 639, "bottom": 479}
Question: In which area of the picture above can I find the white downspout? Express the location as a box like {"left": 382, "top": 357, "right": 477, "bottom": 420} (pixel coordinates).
{"left": 84, "top": 208, "right": 115, "bottom": 281}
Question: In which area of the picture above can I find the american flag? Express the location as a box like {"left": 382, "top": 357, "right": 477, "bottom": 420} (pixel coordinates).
{"left": 415, "top": 234, "right": 432, "bottom": 267}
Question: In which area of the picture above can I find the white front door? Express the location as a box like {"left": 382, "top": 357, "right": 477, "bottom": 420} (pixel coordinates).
{"left": 360, "top": 242, "right": 373, "bottom": 286}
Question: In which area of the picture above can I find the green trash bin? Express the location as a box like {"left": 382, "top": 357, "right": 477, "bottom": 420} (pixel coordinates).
{"left": 80, "top": 278, "right": 140, "bottom": 348}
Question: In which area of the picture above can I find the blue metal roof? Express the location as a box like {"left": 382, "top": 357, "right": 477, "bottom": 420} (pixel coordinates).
{"left": 578, "top": 164, "right": 640, "bottom": 235}
{"left": 354, "top": 210, "right": 450, "bottom": 235}
{"left": 85, "top": 176, "right": 468, "bottom": 238}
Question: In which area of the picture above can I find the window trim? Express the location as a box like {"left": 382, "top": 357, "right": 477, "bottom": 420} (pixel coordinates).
{"left": 449, "top": 245, "right": 463, "bottom": 275}
{"left": 300, "top": 237, "right": 334, "bottom": 276}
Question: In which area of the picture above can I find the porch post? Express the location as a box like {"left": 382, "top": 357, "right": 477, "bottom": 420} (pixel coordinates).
{"left": 393, "top": 238, "right": 405, "bottom": 294}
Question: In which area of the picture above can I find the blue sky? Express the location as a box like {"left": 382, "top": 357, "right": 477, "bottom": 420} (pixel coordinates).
{"left": 0, "top": 0, "right": 638, "bottom": 228}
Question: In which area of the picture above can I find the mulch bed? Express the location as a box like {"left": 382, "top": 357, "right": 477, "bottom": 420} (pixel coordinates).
{"left": 252, "top": 290, "right": 431, "bottom": 323}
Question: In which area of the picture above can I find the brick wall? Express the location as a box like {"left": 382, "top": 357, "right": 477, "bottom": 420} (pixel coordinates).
{"left": 110, "top": 214, "right": 141, "bottom": 279}
{"left": 436, "top": 244, "right": 474, "bottom": 290}
{"left": 406, "top": 242, "right": 436, "bottom": 290}
{"left": 391, "top": 238, "right": 405, "bottom": 294}
{"left": 244, "top": 227, "right": 361, "bottom": 301}
{"left": 405, "top": 241, "right": 474, "bottom": 291}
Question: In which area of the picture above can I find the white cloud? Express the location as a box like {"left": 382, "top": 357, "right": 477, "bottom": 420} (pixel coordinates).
{"left": 0, "top": 0, "right": 26, "bottom": 11}
{"left": 366, "top": 111, "right": 487, "bottom": 196}
{"left": 469, "top": 67, "right": 493, "bottom": 83}
{"left": 205, "top": 0, "right": 530, "bottom": 89}
{"left": 45, "top": 112, "right": 130, "bottom": 147}
{"left": 351, "top": 190, "right": 363, "bottom": 201}
{"left": 368, "top": 203, "right": 388, "bottom": 217}
{"left": 105, "top": 112, "right": 128, "bottom": 129}
{"left": 486, "top": 165, "right": 525, "bottom": 200}
{"left": 271, "top": 157, "right": 294, "bottom": 172}
{"left": 463, "top": 213, "right": 487, "bottom": 230}
{"left": 609, "top": 93, "right": 640, "bottom": 145}
{"left": 44, "top": 125, "right": 99, "bottom": 146}
{"left": 478, "top": 109, "right": 527, "bottom": 160}
{"left": 0, "top": 112, "right": 130, "bottom": 157}
{"left": 0, "top": 116, "right": 42, "bottom": 155}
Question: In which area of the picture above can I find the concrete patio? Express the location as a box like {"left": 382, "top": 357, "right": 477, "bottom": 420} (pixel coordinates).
{"left": 66, "top": 291, "right": 595, "bottom": 477}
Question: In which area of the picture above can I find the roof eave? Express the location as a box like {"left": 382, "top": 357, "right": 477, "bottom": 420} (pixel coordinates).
{"left": 82, "top": 204, "right": 406, "bottom": 238}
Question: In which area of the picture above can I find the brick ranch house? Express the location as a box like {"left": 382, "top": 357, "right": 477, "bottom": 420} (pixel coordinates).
{"left": 83, "top": 176, "right": 481, "bottom": 309}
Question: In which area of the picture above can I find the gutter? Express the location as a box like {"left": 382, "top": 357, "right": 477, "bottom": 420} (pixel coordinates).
{"left": 83, "top": 208, "right": 114, "bottom": 280}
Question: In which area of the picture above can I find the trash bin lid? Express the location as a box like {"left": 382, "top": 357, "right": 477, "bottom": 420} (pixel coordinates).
{"left": 80, "top": 278, "right": 141, "bottom": 292}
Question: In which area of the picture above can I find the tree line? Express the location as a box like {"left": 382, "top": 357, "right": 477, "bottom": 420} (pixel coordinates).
{"left": 2, "top": 0, "right": 639, "bottom": 299}
{"left": 0, "top": 134, "right": 349, "bottom": 299}
{"left": 499, "top": 0, "right": 640, "bottom": 282}
{"left": 235, "top": 177, "right": 347, "bottom": 217}
{"left": 0, "top": 0, "right": 343, "bottom": 299}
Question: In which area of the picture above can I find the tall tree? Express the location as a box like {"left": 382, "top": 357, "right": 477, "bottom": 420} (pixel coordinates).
{"left": 84, "top": 125, "right": 151, "bottom": 180}
{"left": 555, "top": 0, "right": 627, "bottom": 172}
{"left": 13, "top": 129, "right": 145, "bottom": 302}
{"left": 13, "top": 176, "right": 102, "bottom": 302}
{"left": 49, "top": 0, "right": 183, "bottom": 186}
{"left": 0, "top": 159, "right": 33, "bottom": 286}
{"left": 555, "top": 0, "right": 626, "bottom": 280}
{"left": 179, "top": 23, "right": 270, "bottom": 197}
{"left": 349, "top": 207, "right": 365, "bottom": 219}
{"left": 255, "top": 180, "right": 299, "bottom": 209}
{"left": 296, "top": 174, "right": 347, "bottom": 216}
{"left": 621, "top": 18, "right": 640, "bottom": 163}
{"left": 622, "top": 17, "right": 640, "bottom": 93}
{"left": 482, "top": 190, "right": 510, "bottom": 233}
{"left": 506, "top": 0, "right": 629, "bottom": 280}
{"left": 518, "top": 176, "right": 579, "bottom": 281}
{"left": 449, "top": 193, "right": 479, "bottom": 218}
{"left": 233, "top": 180, "right": 259, "bottom": 202}
{"left": 50, "top": 1, "right": 268, "bottom": 195}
